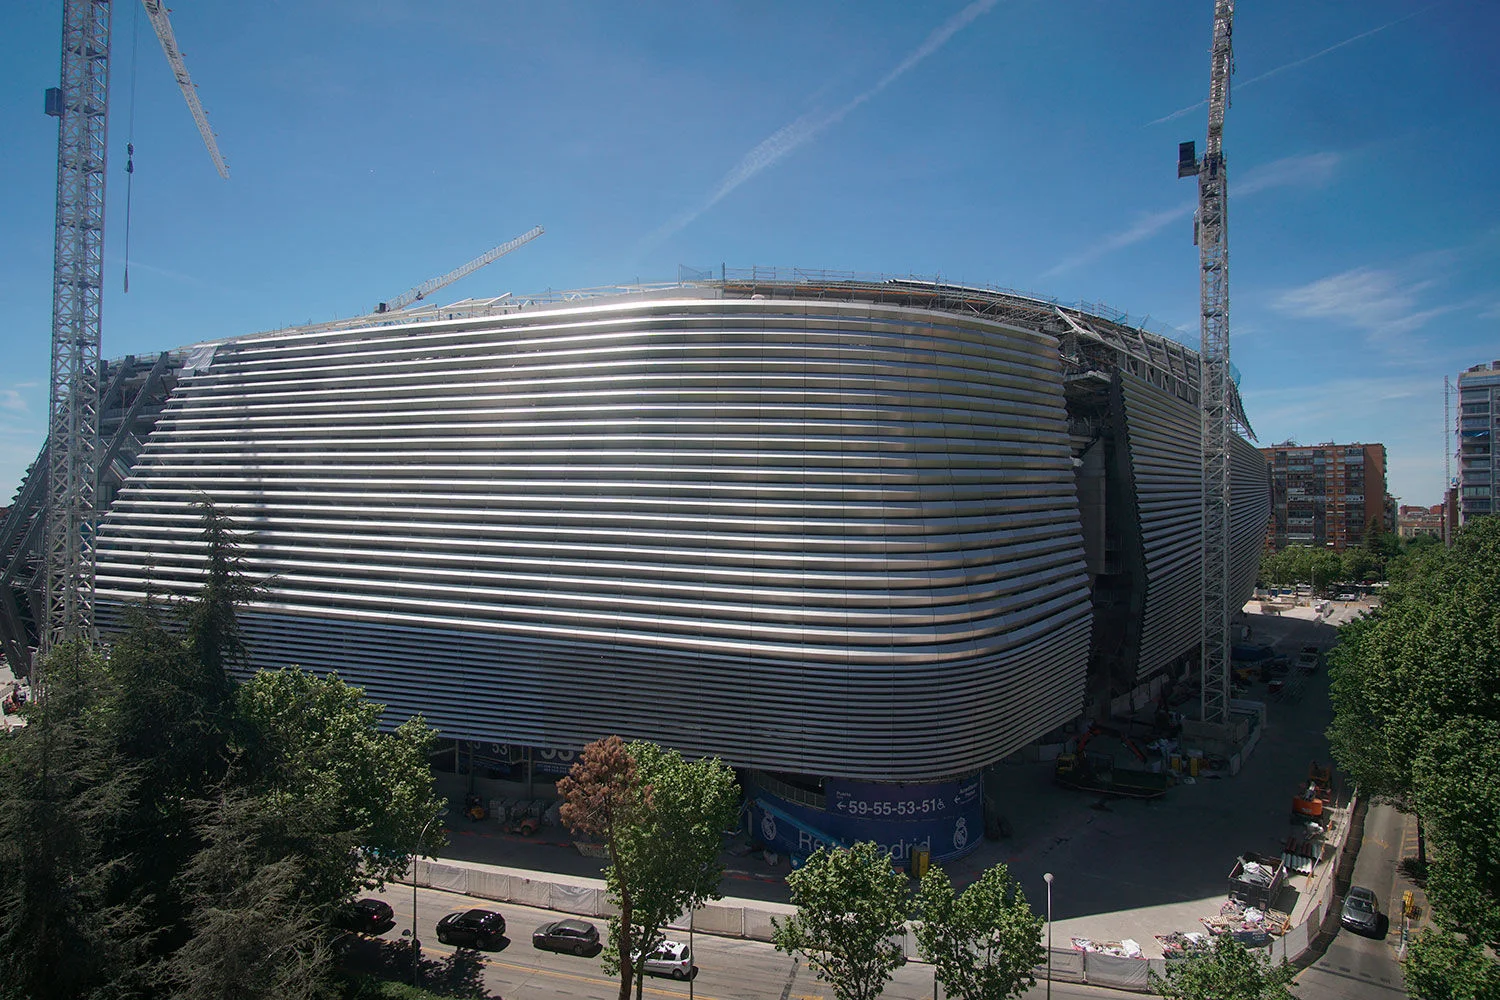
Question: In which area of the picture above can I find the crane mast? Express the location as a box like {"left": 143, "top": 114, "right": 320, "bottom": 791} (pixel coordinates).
{"left": 43, "top": 0, "right": 112, "bottom": 656}
{"left": 1178, "top": 0, "right": 1235, "bottom": 727}
{"left": 41, "top": 0, "right": 226, "bottom": 663}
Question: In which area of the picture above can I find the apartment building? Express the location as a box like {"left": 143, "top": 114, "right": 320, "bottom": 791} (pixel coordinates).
{"left": 1261, "top": 441, "right": 1388, "bottom": 552}
{"left": 1457, "top": 362, "right": 1500, "bottom": 526}
{"left": 1397, "top": 504, "right": 1445, "bottom": 540}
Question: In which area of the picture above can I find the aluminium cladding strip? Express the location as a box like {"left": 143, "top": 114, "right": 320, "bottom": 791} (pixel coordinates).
{"left": 93, "top": 297, "right": 1093, "bottom": 780}
{"left": 1118, "top": 373, "right": 1268, "bottom": 682}
{"left": 1229, "top": 435, "right": 1272, "bottom": 602}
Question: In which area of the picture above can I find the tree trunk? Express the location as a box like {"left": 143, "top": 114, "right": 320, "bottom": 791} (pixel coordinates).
{"left": 617, "top": 892, "right": 633, "bottom": 1000}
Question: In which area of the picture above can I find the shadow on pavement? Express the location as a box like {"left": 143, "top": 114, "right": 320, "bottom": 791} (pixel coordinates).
{"left": 341, "top": 936, "right": 497, "bottom": 998}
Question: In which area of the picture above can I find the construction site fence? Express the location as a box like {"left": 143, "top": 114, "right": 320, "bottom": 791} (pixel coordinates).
{"left": 404, "top": 795, "right": 1360, "bottom": 992}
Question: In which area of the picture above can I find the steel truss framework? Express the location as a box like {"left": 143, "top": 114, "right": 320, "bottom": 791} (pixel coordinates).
{"left": 45, "top": 0, "right": 112, "bottom": 657}
{"left": 1195, "top": 0, "right": 1236, "bottom": 726}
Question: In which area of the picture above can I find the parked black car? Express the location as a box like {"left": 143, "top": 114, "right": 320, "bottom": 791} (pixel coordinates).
{"left": 436, "top": 908, "right": 507, "bottom": 949}
{"left": 335, "top": 897, "right": 395, "bottom": 935}
{"left": 532, "top": 918, "right": 600, "bottom": 955}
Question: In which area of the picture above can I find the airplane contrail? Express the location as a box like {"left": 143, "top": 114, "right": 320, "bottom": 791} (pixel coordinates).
{"left": 1039, "top": 151, "right": 1341, "bottom": 278}
{"left": 644, "top": 0, "right": 1000, "bottom": 248}
{"left": 1146, "top": 6, "right": 1435, "bottom": 127}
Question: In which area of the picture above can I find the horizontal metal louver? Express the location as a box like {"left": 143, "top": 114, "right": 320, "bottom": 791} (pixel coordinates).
{"left": 94, "top": 297, "right": 1093, "bottom": 781}
{"left": 1119, "top": 374, "right": 1202, "bottom": 680}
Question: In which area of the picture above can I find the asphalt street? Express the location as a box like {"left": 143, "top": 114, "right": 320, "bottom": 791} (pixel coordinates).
{"left": 1294, "top": 800, "right": 1408, "bottom": 999}
{"left": 348, "top": 883, "right": 1145, "bottom": 1000}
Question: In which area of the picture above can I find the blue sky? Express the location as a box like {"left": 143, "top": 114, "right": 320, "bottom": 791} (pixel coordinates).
{"left": 2, "top": 1, "right": 1497, "bottom": 506}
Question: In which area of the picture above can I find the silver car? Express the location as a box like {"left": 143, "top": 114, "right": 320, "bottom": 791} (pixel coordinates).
{"left": 1340, "top": 886, "right": 1380, "bottom": 935}
{"left": 638, "top": 940, "right": 694, "bottom": 980}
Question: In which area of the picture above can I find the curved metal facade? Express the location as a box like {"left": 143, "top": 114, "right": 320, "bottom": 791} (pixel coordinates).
{"left": 92, "top": 297, "right": 1093, "bottom": 781}
{"left": 1118, "top": 372, "right": 1268, "bottom": 681}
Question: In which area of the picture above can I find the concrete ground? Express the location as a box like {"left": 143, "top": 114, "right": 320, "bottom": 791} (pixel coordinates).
{"left": 433, "top": 603, "right": 1368, "bottom": 959}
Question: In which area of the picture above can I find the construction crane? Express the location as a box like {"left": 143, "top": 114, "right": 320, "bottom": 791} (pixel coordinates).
{"left": 141, "top": 0, "right": 229, "bottom": 179}
{"left": 377, "top": 226, "right": 545, "bottom": 313}
{"left": 41, "top": 0, "right": 226, "bottom": 662}
{"left": 1444, "top": 375, "right": 1453, "bottom": 545}
{"left": 1176, "top": 0, "right": 1235, "bottom": 727}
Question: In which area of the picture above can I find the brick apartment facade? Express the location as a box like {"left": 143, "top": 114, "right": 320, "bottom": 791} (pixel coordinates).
{"left": 1260, "top": 441, "right": 1388, "bottom": 552}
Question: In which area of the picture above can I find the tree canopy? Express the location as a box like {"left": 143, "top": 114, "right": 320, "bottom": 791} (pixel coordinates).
{"left": 0, "top": 502, "right": 444, "bottom": 999}
{"left": 557, "top": 736, "right": 740, "bottom": 1000}
{"left": 913, "top": 863, "right": 1043, "bottom": 1000}
{"left": 1326, "top": 514, "right": 1500, "bottom": 993}
{"left": 1148, "top": 934, "right": 1297, "bottom": 1000}
{"left": 772, "top": 841, "right": 911, "bottom": 1000}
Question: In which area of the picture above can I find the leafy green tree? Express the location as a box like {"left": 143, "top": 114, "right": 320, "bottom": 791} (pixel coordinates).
{"left": 557, "top": 737, "right": 740, "bottom": 1000}
{"left": 1405, "top": 927, "right": 1500, "bottom": 1000}
{"left": 1328, "top": 517, "right": 1500, "bottom": 802}
{"left": 0, "top": 642, "right": 144, "bottom": 1000}
{"left": 1340, "top": 547, "right": 1376, "bottom": 585}
{"left": 235, "top": 666, "right": 445, "bottom": 912}
{"left": 1148, "top": 934, "right": 1296, "bottom": 1000}
{"left": 1309, "top": 550, "right": 1343, "bottom": 593}
{"left": 1413, "top": 717, "right": 1500, "bottom": 947}
{"left": 913, "top": 863, "right": 1042, "bottom": 1000}
{"left": 558, "top": 736, "right": 647, "bottom": 1000}
{"left": 773, "top": 841, "right": 911, "bottom": 1000}
{"left": 1327, "top": 516, "right": 1500, "bottom": 991}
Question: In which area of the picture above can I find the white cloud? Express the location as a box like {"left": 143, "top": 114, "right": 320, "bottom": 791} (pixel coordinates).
{"left": 1039, "top": 203, "right": 1193, "bottom": 279}
{"left": 0, "top": 390, "right": 27, "bottom": 414}
{"left": 1146, "top": 7, "right": 1433, "bottom": 127}
{"left": 643, "top": 0, "right": 999, "bottom": 248}
{"left": 1236, "top": 152, "right": 1341, "bottom": 195}
{"left": 1271, "top": 267, "right": 1457, "bottom": 349}
{"left": 1041, "top": 151, "right": 1341, "bottom": 279}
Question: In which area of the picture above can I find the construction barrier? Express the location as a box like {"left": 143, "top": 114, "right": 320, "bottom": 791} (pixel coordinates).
{"left": 399, "top": 794, "right": 1367, "bottom": 994}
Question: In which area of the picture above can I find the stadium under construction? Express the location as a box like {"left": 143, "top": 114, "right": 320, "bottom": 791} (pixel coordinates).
{"left": 0, "top": 270, "right": 1270, "bottom": 861}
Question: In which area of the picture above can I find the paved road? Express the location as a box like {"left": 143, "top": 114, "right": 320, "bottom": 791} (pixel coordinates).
{"left": 1295, "top": 800, "right": 1408, "bottom": 999}
{"left": 355, "top": 876, "right": 1411, "bottom": 999}
{"left": 350, "top": 883, "right": 1141, "bottom": 1000}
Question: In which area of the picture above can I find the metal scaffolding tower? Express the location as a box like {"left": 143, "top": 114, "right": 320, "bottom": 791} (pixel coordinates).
{"left": 1178, "top": 0, "right": 1236, "bottom": 726}
{"left": 43, "top": 0, "right": 112, "bottom": 656}
{"left": 41, "top": 0, "right": 225, "bottom": 663}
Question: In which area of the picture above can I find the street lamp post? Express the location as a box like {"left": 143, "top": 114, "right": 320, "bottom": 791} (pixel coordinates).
{"left": 410, "top": 807, "right": 450, "bottom": 987}
{"left": 1043, "top": 872, "right": 1054, "bottom": 1000}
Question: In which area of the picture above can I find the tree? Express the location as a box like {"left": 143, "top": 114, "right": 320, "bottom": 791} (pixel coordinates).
{"left": 163, "top": 789, "right": 332, "bottom": 1000}
{"left": 1148, "top": 934, "right": 1297, "bottom": 1000}
{"left": 234, "top": 667, "right": 446, "bottom": 913}
{"left": 913, "top": 863, "right": 1043, "bottom": 1000}
{"left": 557, "top": 738, "right": 740, "bottom": 1000}
{"left": 0, "top": 642, "right": 144, "bottom": 1000}
{"left": 1405, "top": 927, "right": 1500, "bottom": 1000}
{"left": 1327, "top": 517, "right": 1500, "bottom": 802}
{"left": 772, "top": 841, "right": 911, "bottom": 1000}
{"left": 1413, "top": 718, "right": 1500, "bottom": 947}
{"left": 557, "top": 737, "right": 646, "bottom": 1000}
{"left": 1327, "top": 516, "right": 1500, "bottom": 991}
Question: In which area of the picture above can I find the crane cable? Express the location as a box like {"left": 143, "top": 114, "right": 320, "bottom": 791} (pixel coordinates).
{"left": 123, "top": 0, "right": 141, "bottom": 293}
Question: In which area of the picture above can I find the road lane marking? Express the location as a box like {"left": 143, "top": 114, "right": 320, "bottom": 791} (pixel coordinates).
{"left": 420, "top": 940, "right": 729, "bottom": 1000}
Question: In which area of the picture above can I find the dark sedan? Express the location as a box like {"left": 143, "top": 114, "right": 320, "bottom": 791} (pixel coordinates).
{"left": 436, "top": 908, "right": 507, "bottom": 949}
{"left": 335, "top": 897, "right": 395, "bottom": 935}
{"left": 532, "top": 918, "right": 600, "bottom": 955}
{"left": 1340, "top": 886, "right": 1381, "bottom": 936}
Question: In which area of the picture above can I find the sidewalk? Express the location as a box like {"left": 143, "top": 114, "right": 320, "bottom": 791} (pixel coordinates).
{"left": 416, "top": 606, "right": 1364, "bottom": 967}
